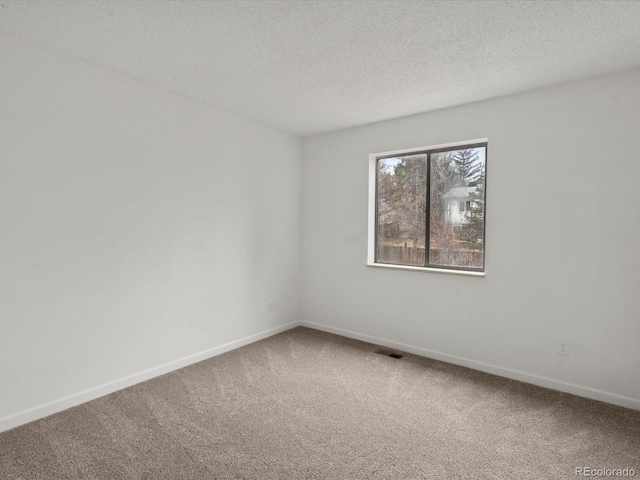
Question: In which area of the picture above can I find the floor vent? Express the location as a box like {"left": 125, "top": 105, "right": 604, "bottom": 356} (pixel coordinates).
{"left": 374, "top": 348, "right": 404, "bottom": 359}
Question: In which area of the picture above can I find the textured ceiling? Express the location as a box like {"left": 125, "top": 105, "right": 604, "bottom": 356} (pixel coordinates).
{"left": 1, "top": 0, "right": 640, "bottom": 137}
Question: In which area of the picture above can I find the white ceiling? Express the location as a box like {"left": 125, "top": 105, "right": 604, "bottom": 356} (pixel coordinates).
{"left": 1, "top": 0, "right": 640, "bottom": 137}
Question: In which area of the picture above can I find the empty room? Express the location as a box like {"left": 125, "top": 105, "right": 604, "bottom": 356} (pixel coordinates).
{"left": 1, "top": 1, "right": 639, "bottom": 478}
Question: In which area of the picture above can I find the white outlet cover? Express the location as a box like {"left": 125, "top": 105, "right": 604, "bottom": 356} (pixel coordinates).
{"left": 556, "top": 338, "right": 571, "bottom": 356}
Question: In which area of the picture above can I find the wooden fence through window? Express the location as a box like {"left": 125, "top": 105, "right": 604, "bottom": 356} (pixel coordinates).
{"left": 377, "top": 245, "right": 482, "bottom": 268}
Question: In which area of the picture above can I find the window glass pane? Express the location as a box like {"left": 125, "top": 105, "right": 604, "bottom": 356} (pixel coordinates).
{"left": 429, "top": 147, "right": 485, "bottom": 269}
{"left": 376, "top": 155, "right": 427, "bottom": 266}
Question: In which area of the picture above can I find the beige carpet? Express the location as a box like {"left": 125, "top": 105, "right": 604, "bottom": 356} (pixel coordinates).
{"left": 1, "top": 327, "right": 639, "bottom": 479}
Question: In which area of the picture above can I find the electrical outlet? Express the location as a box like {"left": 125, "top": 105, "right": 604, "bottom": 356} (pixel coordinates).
{"left": 268, "top": 301, "right": 275, "bottom": 313}
{"left": 556, "top": 338, "right": 571, "bottom": 357}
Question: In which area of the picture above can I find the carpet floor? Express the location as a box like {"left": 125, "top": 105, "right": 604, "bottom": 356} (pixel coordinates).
{"left": 1, "top": 327, "right": 639, "bottom": 479}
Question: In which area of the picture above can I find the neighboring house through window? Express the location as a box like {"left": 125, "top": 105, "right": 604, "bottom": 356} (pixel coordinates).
{"left": 445, "top": 188, "right": 476, "bottom": 227}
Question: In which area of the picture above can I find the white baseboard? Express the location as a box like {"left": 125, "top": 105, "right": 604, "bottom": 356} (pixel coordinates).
{"left": 301, "top": 321, "right": 640, "bottom": 411}
{"left": 0, "top": 321, "right": 299, "bottom": 433}
{"left": 4, "top": 319, "right": 636, "bottom": 434}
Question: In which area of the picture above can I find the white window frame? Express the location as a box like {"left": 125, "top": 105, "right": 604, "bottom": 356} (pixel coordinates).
{"left": 367, "top": 138, "right": 487, "bottom": 277}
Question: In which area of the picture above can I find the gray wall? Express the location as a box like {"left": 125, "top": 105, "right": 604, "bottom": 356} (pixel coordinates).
{"left": 0, "top": 33, "right": 302, "bottom": 429}
{"left": 301, "top": 68, "right": 640, "bottom": 408}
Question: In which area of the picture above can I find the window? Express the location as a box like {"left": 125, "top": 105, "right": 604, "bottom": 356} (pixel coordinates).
{"left": 368, "top": 139, "right": 487, "bottom": 274}
{"left": 459, "top": 201, "right": 471, "bottom": 212}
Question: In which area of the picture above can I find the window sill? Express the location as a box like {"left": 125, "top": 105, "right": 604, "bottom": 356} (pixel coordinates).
{"left": 367, "top": 262, "right": 485, "bottom": 277}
